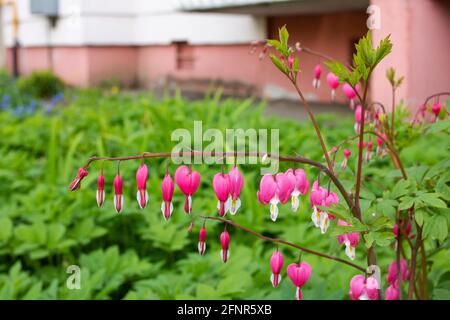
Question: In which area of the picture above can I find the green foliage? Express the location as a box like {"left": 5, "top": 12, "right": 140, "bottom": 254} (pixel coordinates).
{"left": 0, "top": 82, "right": 448, "bottom": 299}
{"left": 326, "top": 31, "right": 392, "bottom": 85}
{"left": 266, "top": 25, "right": 297, "bottom": 76}
{"left": 17, "top": 70, "right": 65, "bottom": 99}
{"left": 386, "top": 67, "right": 404, "bottom": 89}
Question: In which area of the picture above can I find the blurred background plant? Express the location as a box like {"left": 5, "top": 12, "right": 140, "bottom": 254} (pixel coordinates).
{"left": 0, "top": 70, "right": 448, "bottom": 299}
{"left": 0, "top": 69, "right": 65, "bottom": 116}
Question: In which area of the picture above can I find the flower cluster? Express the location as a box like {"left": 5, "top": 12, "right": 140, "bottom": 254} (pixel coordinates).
{"left": 213, "top": 166, "right": 244, "bottom": 217}
{"left": 349, "top": 274, "right": 379, "bottom": 300}
{"left": 257, "top": 169, "right": 309, "bottom": 222}
{"left": 310, "top": 180, "right": 339, "bottom": 234}
{"left": 385, "top": 259, "right": 409, "bottom": 300}
{"left": 412, "top": 99, "right": 448, "bottom": 125}
{"left": 269, "top": 249, "right": 312, "bottom": 300}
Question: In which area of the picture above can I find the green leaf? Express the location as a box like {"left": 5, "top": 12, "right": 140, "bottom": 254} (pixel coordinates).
{"left": 414, "top": 209, "right": 426, "bottom": 227}
{"left": 374, "top": 34, "right": 393, "bottom": 67}
{"left": 418, "top": 193, "right": 447, "bottom": 208}
{"left": 266, "top": 39, "right": 281, "bottom": 51}
{"left": 374, "top": 231, "right": 396, "bottom": 247}
{"left": 424, "top": 215, "right": 448, "bottom": 243}
{"left": 376, "top": 199, "right": 398, "bottom": 218}
{"left": 428, "top": 119, "right": 450, "bottom": 134}
{"left": 293, "top": 57, "right": 299, "bottom": 73}
{"left": 364, "top": 232, "right": 375, "bottom": 248}
{"left": 436, "top": 174, "right": 450, "bottom": 201}
{"left": 279, "top": 25, "right": 289, "bottom": 48}
{"left": 391, "top": 179, "right": 413, "bottom": 199}
{"left": 196, "top": 284, "right": 220, "bottom": 299}
{"left": 364, "top": 230, "right": 395, "bottom": 248}
{"left": 0, "top": 216, "right": 13, "bottom": 242}
{"left": 367, "top": 215, "right": 394, "bottom": 232}
{"left": 269, "top": 54, "right": 288, "bottom": 75}
{"left": 398, "top": 196, "right": 414, "bottom": 210}
{"left": 324, "top": 61, "right": 351, "bottom": 83}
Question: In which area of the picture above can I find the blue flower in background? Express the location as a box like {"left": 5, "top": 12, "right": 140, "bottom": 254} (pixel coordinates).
{"left": 0, "top": 95, "right": 10, "bottom": 111}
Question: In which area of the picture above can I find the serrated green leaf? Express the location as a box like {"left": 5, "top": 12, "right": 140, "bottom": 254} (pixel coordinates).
{"left": 419, "top": 193, "right": 447, "bottom": 208}
{"left": 279, "top": 25, "right": 289, "bottom": 48}
{"left": 269, "top": 53, "right": 288, "bottom": 75}
{"left": 325, "top": 61, "right": 351, "bottom": 82}
{"left": 398, "top": 196, "right": 414, "bottom": 210}
{"left": 391, "top": 179, "right": 413, "bottom": 199}
{"left": 0, "top": 216, "right": 13, "bottom": 242}
{"left": 424, "top": 215, "right": 448, "bottom": 243}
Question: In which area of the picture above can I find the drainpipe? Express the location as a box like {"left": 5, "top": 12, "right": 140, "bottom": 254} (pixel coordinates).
{"left": 0, "top": 0, "right": 19, "bottom": 76}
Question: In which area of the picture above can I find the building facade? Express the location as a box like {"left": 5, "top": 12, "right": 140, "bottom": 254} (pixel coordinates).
{"left": 1, "top": 0, "right": 449, "bottom": 108}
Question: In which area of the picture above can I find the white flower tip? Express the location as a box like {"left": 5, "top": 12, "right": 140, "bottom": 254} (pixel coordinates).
{"left": 198, "top": 242, "right": 206, "bottom": 256}
{"left": 270, "top": 204, "right": 278, "bottom": 222}
{"left": 220, "top": 249, "right": 230, "bottom": 263}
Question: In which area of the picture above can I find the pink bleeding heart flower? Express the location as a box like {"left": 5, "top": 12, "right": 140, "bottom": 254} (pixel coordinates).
{"left": 257, "top": 173, "right": 293, "bottom": 222}
{"left": 393, "top": 218, "right": 412, "bottom": 239}
{"left": 341, "top": 149, "right": 351, "bottom": 170}
{"left": 310, "top": 181, "right": 338, "bottom": 233}
{"left": 365, "top": 140, "right": 373, "bottom": 162}
{"left": 175, "top": 165, "right": 201, "bottom": 214}
{"left": 312, "top": 64, "right": 322, "bottom": 89}
{"left": 287, "top": 262, "right": 312, "bottom": 300}
{"left": 337, "top": 220, "right": 360, "bottom": 260}
{"left": 349, "top": 274, "right": 379, "bottom": 300}
{"left": 354, "top": 105, "right": 363, "bottom": 133}
{"left": 114, "top": 173, "right": 123, "bottom": 213}
{"left": 431, "top": 101, "right": 442, "bottom": 119}
{"left": 161, "top": 173, "right": 175, "bottom": 221}
{"left": 213, "top": 172, "right": 231, "bottom": 217}
{"left": 96, "top": 173, "right": 105, "bottom": 207}
{"left": 270, "top": 249, "right": 284, "bottom": 288}
{"left": 228, "top": 166, "right": 244, "bottom": 215}
{"left": 376, "top": 133, "right": 387, "bottom": 156}
{"left": 328, "top": 146, "right": 338, "bottom": 156}
{"left": 136, "top": 164, "right": 149, "bottom": 209}
{"left": 343, "top": 83, "right": 357, "bottom": 109}
{"left": 326, "top": 72, "right": 339, "bottom": 101}
{"left": 68, "top": 167, "right": 89, "bottom": 191}
{"left": 310, "top": 180, "right": 327, "bottom": 229}
{"left": 385, "top": 284, "right": 399, "bottom": 300}
{"left": 387, "top": 259, "right": 409, "bottom": 285}
{"left": 287, "top": 55, "right": 295, "bottom": 69}
{"left": 220, "top": 230, "right": 230, "bottom": 263}
{"left": 285, "top": 169, "right": 310, "bottom": 212}
{"left": 198, "top": 225, "right": 207, "bottom": 255}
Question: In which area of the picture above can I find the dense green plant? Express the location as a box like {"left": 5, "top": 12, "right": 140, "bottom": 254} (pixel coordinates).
{"left": 17, "top": 70, "right": 65, "bottom": 99}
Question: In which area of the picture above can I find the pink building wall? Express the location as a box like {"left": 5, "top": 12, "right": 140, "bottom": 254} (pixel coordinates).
{"left": 7, "top": 46, "right": 137, "bottom": 87}
{"left": 137, "top": 11, "right": 367, "bottom": 103}
{"left": 371, "top": 0, "right": 450, "bottom": 110}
